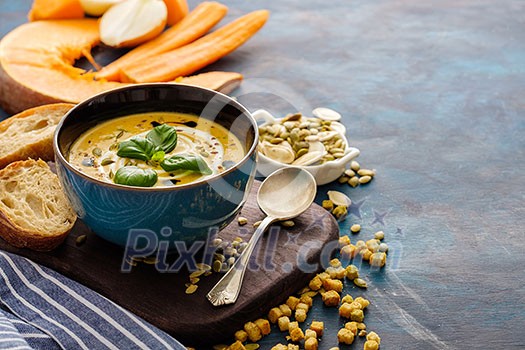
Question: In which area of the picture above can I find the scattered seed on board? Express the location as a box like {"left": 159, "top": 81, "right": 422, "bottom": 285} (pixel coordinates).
{"left": 348, "top": 176, "right": 359, "bottom": 187}
{"left": 374, "top": 231, "right": 385, "bottom": 240}
{"left": 378, "top": 243, "right": 389, "bottom": 252}
{"left": 350, "top": 161, "right": 360, "bottom": 172}
{"left": 190, "top": 270, "right": 206, "bottom": 279}
{"left": 238, "top": 217, "right": 248, "bottom": 226}
{"left": 322, "top": 199, "right": 334, "bottom": 211}
{"left": 253, "top": 220, "right": 262, "bottom": 228}
{"left": 350, "top": 224, "right": 361, "bottom": 233}
{"left": 143, "top": 256, "right": 158, "bottom": 264}
{"left": 245, "top": 344, "right": 260, "bottom": 350}
{"left": 186, "top": 284, "right": 198, "bottom": 294}
{"left": 75, "top": 235, "right": 87, "bottom": 246}
{"left": 354, "top": 278, "right": 368, "bottom": 288}
{"left": 359, "top": 175, "right": 372, "bottom": 184}
{"left": 338, "top": 175, "right": 350, "bottom": 184}
{"left": 281, "top": 220, "right": 295, "bottom": 228}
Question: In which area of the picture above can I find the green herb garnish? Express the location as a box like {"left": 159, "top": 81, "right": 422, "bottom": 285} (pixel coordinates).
{"left": 146, "top": 124, "right": 178, "bottom": 153}
{"left": 117, "top": 136, "right": 156, "bottom": 161}
{"left": 161, "top": 154, "right": 212, "bottom": 175}
{"left": 113, "top": 166, "right": 158, "bottom": 187}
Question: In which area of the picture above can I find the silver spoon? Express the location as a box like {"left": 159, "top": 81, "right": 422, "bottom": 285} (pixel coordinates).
{"left": 207, "top": 167, "right": 317, "bottom": 306}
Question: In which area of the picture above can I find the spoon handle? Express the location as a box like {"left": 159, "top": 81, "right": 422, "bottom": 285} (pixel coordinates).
{"left": 207, "top": 215, "right": 277, "bottom": 306}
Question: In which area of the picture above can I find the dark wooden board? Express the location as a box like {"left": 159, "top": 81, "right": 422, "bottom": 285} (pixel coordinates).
{"left": 0, "top": 181, "right": 339, "bottom": 346}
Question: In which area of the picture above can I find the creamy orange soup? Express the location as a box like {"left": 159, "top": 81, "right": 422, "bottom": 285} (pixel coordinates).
{"left": 68, "top": 112, "right": 245, "bottom": 187}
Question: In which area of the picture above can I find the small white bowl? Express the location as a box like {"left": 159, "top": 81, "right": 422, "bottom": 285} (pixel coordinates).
{"left": 253, "top": 109, "right": 360, "bottom": 185}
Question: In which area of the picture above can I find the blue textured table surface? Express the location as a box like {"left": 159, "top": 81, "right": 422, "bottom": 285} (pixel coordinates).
{"left": 1, "top": 0, "right": 524, "bottom": 349}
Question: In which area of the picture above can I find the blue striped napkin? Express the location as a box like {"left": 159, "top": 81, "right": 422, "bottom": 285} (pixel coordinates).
{"left": 0, "top": 251, "right": 185, "bottom": 350}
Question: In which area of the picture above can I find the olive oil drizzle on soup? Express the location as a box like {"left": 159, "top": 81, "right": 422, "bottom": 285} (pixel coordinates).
{"left": 68, "top": 112, "right": 245, "bottom": 187}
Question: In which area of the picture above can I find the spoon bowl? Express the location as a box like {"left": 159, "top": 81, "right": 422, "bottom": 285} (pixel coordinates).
{"left": 207, "top": 167, "right": 317, "bottom": 306}
{"left": 257, "top": 167, "right": 317, "bottom": 220}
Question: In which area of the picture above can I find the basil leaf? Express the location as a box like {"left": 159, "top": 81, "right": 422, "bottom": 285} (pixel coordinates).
{"left": 161, "top": 154, "right": 213, "bottom": 175}
{"left": 113, "top": 166, "right": 158, "bottom": 187}
{"left": 117, "top": 137, "right": 156, "bottom": 161}
{"left": 146, "top": 124, "right": 178, "bottom": 153}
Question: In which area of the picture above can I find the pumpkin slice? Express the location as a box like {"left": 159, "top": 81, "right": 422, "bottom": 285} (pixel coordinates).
{"left": 28, "top": 0, "right": 85, "bottom": 21}
{"left": 0, "top": 19, "right": 124, "bottom": 114}
{"left": 163, "top": 0, "right": 189, "bottom": 26}
{"left": 99, "top": 0, "right": 168, "bottom": 48}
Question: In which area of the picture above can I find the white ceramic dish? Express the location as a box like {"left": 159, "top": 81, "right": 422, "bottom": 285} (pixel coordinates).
{"left": 253, "top": 109, "right": 360, "bottom": 185}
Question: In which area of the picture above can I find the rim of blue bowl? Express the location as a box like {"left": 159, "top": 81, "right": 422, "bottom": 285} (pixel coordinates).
{"left": 53, "top": 82, "right": 259, "bottom": 191}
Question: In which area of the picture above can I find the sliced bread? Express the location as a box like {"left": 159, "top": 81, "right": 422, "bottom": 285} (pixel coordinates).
{"left": 0, "top": 103, "right": 75, "bottom": 169}
{"left": 0, "top": 159, "right": 77, "bottom": 251}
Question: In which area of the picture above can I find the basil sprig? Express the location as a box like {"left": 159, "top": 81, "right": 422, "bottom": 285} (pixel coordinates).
{"left": 161, "top": 154, "right": 213, "bottom": 175}
{"left": 146, "top": 124, "right": 178, "bottom": 153}
{"left": 117, "top": 124, "right": 178, "bottom": 161}
{"left": 117, "top": 137, "right": 156, "bottom": 161}
{"left": 113, "top": 166, "right": 158, "bottom": 187}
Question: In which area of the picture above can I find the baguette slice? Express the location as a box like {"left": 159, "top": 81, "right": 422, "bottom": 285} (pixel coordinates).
{"left": 0, "top": 159, "right": 77, "bottom": 251}
{"left": 0, "top": 103, "right": 75, "bottom": 169}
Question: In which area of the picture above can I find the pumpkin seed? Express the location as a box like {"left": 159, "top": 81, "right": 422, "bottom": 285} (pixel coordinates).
{"left": 322, "top": 199, "right": 334, "bottom": 211}
{"left": 75, "top": 234, "right": 87, "bottom": 246}
{"left": 253, "top": 220, "right": 262, "bottom": 227}
{"left": 213, "top": 345, "right": 228, "bottom": 350}
{"left": 92, "top": 148, "right": 102, "bottom": 157}
{"left": 245, "top": 344, "right": 260, "bottom": 350}
{"left": 297, "top": 286, "right": 311, "bottom": 295}
{"left": 190, "top": 270, "right": 206, "bottom": 278}
{"left": 281, "top": 220, "right": 295, "bottom": 228}
{"left": 131, "top": 256, "right": 144, "bottom": 262}
{"left": 305, "top": 135, "right": 319, "bottom": 142}
{"left": 329, "top": 147, "right": 345, "bottom": 154}
{"left": 302, "top": 290, "right": 318, "bottom": 298}
{"left": 282, "top": 112, "right": 302, "bottom": 122}
{"left": 332, "top": 152, "right": 345, "bottom": 158}
{"left": 212, "top": 238, "right": 222, "bottom": 247}
{"left": 196, "top": 263, "right": 211, "bottom": 271}
{"left": 358, "top": 169, "right": 376, "bottom": 177}
{"left": 359, "top": 175, "right": 372, "bottom": 184}
{"left": 344, "top": 169, "right": 356, "bottom": 178}
{"left": 350, "top": 161, "right": 360, "bottom": 172}
{"left": 214, "top": 253, "right": 225, "bottom": 263}
{"left": 295, "top": 148, "right": 308, "bottom": 158}
{"left": 143, "top": 256, "right": 158, "bottom": 264}
{"left": 348, "top": 176, "right": 359, "bottom": 187}
{"left": 190, "top": 277, "right": 200, "bottom": 284}
{"left": 185, "top": 284, "right": 198, "bottom": 294}
{"left": 374, "top": 231, "right": 385, "bottom": 240}
{"left": 327, "top": 190, "right": 351, "bottom": 207}
{"left": 212, "top": 260, "right": 222, "bottom": 272}
{"left": 269, "top": 137, "right": 284, "bottom": 144}
{"left": 338, "top": 175, "right": 350, "bottom": 184}
{"left": 238, "top": 216, "right": 248, "bottom": 226}
{"left": 354, "top": 278, "right": 368, "bottom": 288}
{"left": 312, "top": 107, "right": 342, "bottom": 121}
{"left": 100, "top": 158, "right": 115, "bottom": 166}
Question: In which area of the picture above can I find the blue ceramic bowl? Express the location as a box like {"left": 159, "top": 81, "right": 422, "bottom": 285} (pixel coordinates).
{"left": 54, "top": 83, "right": 258, "bottom": 249}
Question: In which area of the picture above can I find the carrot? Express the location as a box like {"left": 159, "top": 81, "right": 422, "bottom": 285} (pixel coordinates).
{"left": 120, "top": 9, "right": 270, "bottom": 83}
{"left": 163, "top": 0, "right": 189, "bottom": 26}
{"left": 96, "top": 1, "right": 228, "bottom": 82}
{"left": 175, "top": 71, "right": 243, "bottom": 94}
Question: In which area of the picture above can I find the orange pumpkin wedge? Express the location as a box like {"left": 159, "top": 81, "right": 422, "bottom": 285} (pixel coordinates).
{"left": 163, "top": 0, "right": 189, "bottom": 26}
{"left": 0, "top": 19, "right": 124, "bottom": 114}
{"left": 28, "top": 0, "right": 85, "bottom": 21}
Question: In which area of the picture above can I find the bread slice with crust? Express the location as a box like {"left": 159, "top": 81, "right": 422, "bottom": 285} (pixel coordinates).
{"left": 0, "top": 103, "right": 75, "bottom": 169}
{"left": 0, "top": 159, "right": 77, "bottom": 251}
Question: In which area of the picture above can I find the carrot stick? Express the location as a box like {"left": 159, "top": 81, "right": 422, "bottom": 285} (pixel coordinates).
{"left": 119, "top": 9, "right": 269, "bottom": 83}
{"left": 96, "top": 1, "right": 228, "bottom": 82}
{"left": 163, "top": 0, "right": 189, "bottom": 26}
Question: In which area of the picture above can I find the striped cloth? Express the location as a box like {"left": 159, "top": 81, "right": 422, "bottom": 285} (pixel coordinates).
{"left": 0, "top": 251, "right": 185, "bottom": 350}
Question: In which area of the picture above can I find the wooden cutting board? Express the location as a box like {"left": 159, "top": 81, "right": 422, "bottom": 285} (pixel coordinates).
{"left": 0, "top": 181, "right": 339, "bottom": 346}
